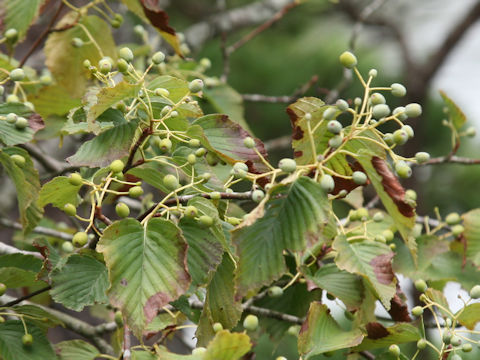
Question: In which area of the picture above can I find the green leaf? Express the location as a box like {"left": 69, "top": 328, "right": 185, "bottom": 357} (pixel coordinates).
{"left": 50, "top": 254, "right": 109, "bottom": 311}
{"left": 45, "top": 14, "right": 117, "bottom": 98}
{"left": 97, "top": 218, "right": 191, "bottom": 338}
{"left": 151, "top": 346, "right": 199, "bottom": 360}
{"left": 0, "top": 253, "right": 42, "bottom": 273}
{"left": 233, "top": 177, "right": 331, "bottom": 296}
{"left": 38, "top": 176, "right": 82, "bottom": 209}
{"left": 67, "top": 120, "right": 138, "bottom": 167}
{"left": 353, "top": 323, "right": 421, "bottom": 351}
{"left": 0, "top": 147, "right": 42, "bottom": 233}
{"left": 456, "top": 303, "right": 480, "bottom": 330}
{"left": 147, "top": 75, "right": 190, "bottom": 103}
{"left": 462, "top": 209, "right": 480, "bottom": 266}
{"left": 440, "top": 90, "right": 466, "bottom": 130}
{"left": 196, "top": 254, "right": 242, "bottom": 346}
{"left": 298, "top": 302, "right": 363, "bottom": 358}
{"left": 12, "top": 305, "right": 64, "bottom": 332}
{"left": 0, "top": 103, "right": 44, "bottom": 146}
{"left": 332, "top": 235, "right": 396, "bottom": 309}
{"left": 0, "top": 321, "right": 55, "bottom": 360}
{"left": 56, "top": 340, "right": 100, "bottom": 360}
{"left": 0, "top": 268, "right": 45, "bottom": 288}
{"left": 84, "top": 82, "right": 142, "bottom": 133}
{"left": 28, "top": 85, "right": 82, "bottom": 118}
{"left": 1, "top": 0, "right": 45, "bottom": 41}
{"left": 203, "top": 330, "right": 252, "bottom": 360}
{"left": 307, "top": 263, "right": 364, "bottom": 310}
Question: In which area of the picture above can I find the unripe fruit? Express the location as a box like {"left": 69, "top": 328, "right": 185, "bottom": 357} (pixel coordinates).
{"left": 352, "top": 171, "right": 367, "bottom": 185}
{"left": 195, "top": 147, "right": 206, "bottom": 157}
{"left": 278, "top": 158, "right": 297, "bottom": 173}
{"left": 0, "top": 316, "right": 4, "bottom": 323}
{"left": 117, "top": 59, "right": 129, "bottom": 73}
{"left": 192, "top": 347, "right": 207, "bottom": 355}
{"left": 243, "top": 314, "right": 259, "bottom": 331}
{"left": 109, "top": 159, "right": 124, "bottom": 173}
{"left": 393, "top": 129, "right": 409, "bottom": 145}
{"left": 372, "top": 104, "right": 390, "bottom": 119}
{"left": 160, "top": 105, "right": 172, "bottom": 117}
{"left": 62, "top": 241, "right": 74, "bottom": 253}
{"left": 10, "top": 154, "right": 25, "bottom": 167}
{"left": 114, "top": 310, "right": 123, "bottom": 327}
{"left": 370, "top": 93, "right": 386, "bottom": 105}
{"left": 354, "top": 97, "right": 362, "bottom": 106}
{"left": 206, "top": 152, "right": 219, "bottom": 166}
{"left": 6, "top": 113, "right": 17, "bottom": 123}
{"left": 119, "top": 47, "right": 134, "bottom": 62}
{"left": 375, "top": 235, "right": 386, "bottom": 243}
{"left": 187, "top": 153, "right": 196, "bottom": 165}
{"left": 383, "top": 133, "right": 394, "bottom": 146}
{"left": 129, "top": 186, "right": 144, "bottom": 198}
{"left": 417, "top": 339, "right": 427, "bottom": 349}
{"left": 251, "top": 189, "right": 265, "bottom": 203}
{"left": 415, "top": 152, "right": 430, "bottom": 164}
{"left": 200, "top": 57, "right": 211, "bottom": 69}
{"left": 71, "top": 37, "right": 84, "bottom": 48}
{"left": 388, "top": 344, "right": 400, "bottom": 356}
{"left": 212, "top": 322, "right": 223, "bottom": 333}
{"left": 349, "top": 209, "right": 359, "bottom": 222}
{"left": 402, "top": 125, "right": 414, "bottom": 139}
{"left": 10, "top": 68, "right": 25, "bottom": 82}
{"left": 189, "top": 79, "right": 204, "bottom": 93}
{"left": 0, "top": 283, "right": 6, "bottom": 296}
{"left": 5, "top": 28, "right": 18, "bottom": 43}
{"left": 466, "top": 126, "right": 476, "bottom": 137}
{"left": 451, "top": 224, "right": 464, "bottom": 237}
{"left": 405, "top": 103, "right": 422, "bottom": 118}
{"left": 233, "top": 162, "right": 249, "bottom": 173}
{"left": 320, "top": 174, "right": 335, "bottom": 193}
{"left": 154, "top": 88, "right": 170, "bottom": 97}
{"left": 373, "top": 212, "right": 384, "bottom": 222}
{"left": 200, "top": 172, "right": 211, "bottom": 182}
{"left": 412, "top": 306, "right": 423, "bottom": 317}
{"left": 227, "top": 217, "right": 242, "bottom": 226}
{"left": 189, "top": 139, "right": 201, "bottom": 147}
{"left": 6, "top": 94, "right": 19, "bottom": 103}
{"left": 152, "top": 51, "right": 165, "bottom": 64}
{"left": 382, "top": 229, "right": 394, "bottom": 242}
{"left": 414, "top": 279, "right": 428, "bottom": 293}
{"left": 391, "top": 83, "right": 407, "bottom": 97}
{"left": 268, "top": 286, "right": 283, "bottom": 297}
{"left": 445, "top": 212, "right": 461, "bottom": 225}
{"left": 470, "top": 285, "right": 480, "bottom": 299}
{"left": 72, "top": 232, "right": 88, "bottom": 247}
{"left": 69, "top": 173, "right": 83, "bottom": 186}
{"left": 63, "top": 203, "right": 77, "bottom": 216}
{"left": 357, "top": 207, "right": 369, "bottom": 221}
{"left": 116, "top": 203, "right": 130, "bottom": 218}
{"left": 22, "top": 333, "right": 33, "bottom": 346}
{"left": 159, "top": 138, "right": 172, "bottom": 152}
{"left": 327, "top": 120, "right": 342, "bottom": 134}
{"left": 163, "top": 174, "right": 180, "bottom": 191}
{"left": 184, "top": 205, "right": 198, "bottom": 218}
{"left": 98, "top": 58, "right": 113, "bottom": 74}
{"left": 336, "top": 99, "right": 349, "bottom": 111}
{"left": 198, "top": 215, "right": 214, "bottom": 228}
{"left": 328, "top": 135, "right": 343, "bottom": 148}
{"left": 170, "top": 111, "right": 178, "bottom": 118}
{"left": 133, "top": 25, "right": 145, "bottom": 36}
{"left": 450, "top": 335, "right": 461, "bottom": 346}
{"left": 323, "top": 108, "right": 337, "bottom": 121}
{"left": 209, "top": 191, "right": 221, "bottom": 200}
{"left": 276, "top": 357, "right": 287, "bottom": 360}
{"left": 243, "top": 136, "right": 255, "bottom": 148}
{"left": 462, "top": 343, "right": 473, "bottom": 352}
{"left": 450, "top": 355, "right": 462, "bottom": 360}
{"left": 339, "top": 51, "right": 357, "bottom": 68}
{"left": 393, "top": 106, "right": 408, "bottom": 122}
{"left": 395, "top": 161, "right": 411, "bottom": 179}
{"left": 14, "top": 117, "right": 29, "bottom": 130}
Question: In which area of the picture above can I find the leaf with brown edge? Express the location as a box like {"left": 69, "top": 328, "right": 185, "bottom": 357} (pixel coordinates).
{"left": 354, "top": 323, "right": 421, "bottom": 351}
{"left": 389, "top": 292, "right": 411, "bottom": 323}
{"left": 366, "top": 322, "right": 388, "bottom": 339}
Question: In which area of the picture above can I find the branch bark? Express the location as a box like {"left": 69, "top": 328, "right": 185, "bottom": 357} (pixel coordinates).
{"left": 0, "top": 218, "right": 73, "bottom": 241}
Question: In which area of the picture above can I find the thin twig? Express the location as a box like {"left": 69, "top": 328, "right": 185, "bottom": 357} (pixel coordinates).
{"left": 2, "top": 286, "right": 52, "bottom": 307}
{"left": 0, "top": 242, "right": 43, "bottom": 259}
{"left": 19, "top": 144, "right": 64, "bottom": 173}
{"left": 417, "top": 155, "right": 480, "bottom": 166}
{"left": 124, "top": 127, "right": 152, "bottom": 173}
{"left": 0, "top": 218, "right": 73, "bottom": 241}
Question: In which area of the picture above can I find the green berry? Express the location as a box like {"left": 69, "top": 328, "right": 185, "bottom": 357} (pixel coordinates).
{"left": 98, "top": 58, "right": 113, "bottom": 74}
{"left": 24, "top": 102, "right": 35, "bottom": 111}
{"left": 276, "top": 357, "right": 287, "bottom": 360}
{"left": 388, "top": 344, "right": 400, "bottom": 356}
{"left": 352, "top": 171, "right": 367, "bottom": 185}
{"left": 393, "top": 129, "right": 409, "bottom": 145}
{"left": 233, "top": 162, "right": 248, "bottom": 173}
{"left": 415, "top": 152, "right": 430, "bottom": 164}
{"left": 187, "top": 153, "right": 196, "bottom": 165}
{"left": 114, "top": 310, "right": 123, "bottom": 327}
{"left": 395, "top": 161, "right": 412, "bottom": 178}
{"left": 10, "top": 68, "right": 25, "bottom": 82}
{"left": 405, "top": 103, "right": 422, "bottom": 118}
{"left": 451, "top": 224, "right": 464, "bottom": 237}
{"left": 6, "top": 94, "right": 19, "bottom": 103}
{"left": 129, "top": 186, "right": 144, "bottom": 198}
{"left": 163, "top": 174, "right": 180, "bottom": 191}
{"left": 405, "top": 189, "right": 417, "bottom": 201}
{"left": 328, "top": 134, "right": 343, "bottom": 148}
{"left": 466, "top": 126, "right": 476, "bottom": 137}
{"left": 382, "top": 229, "right": 394, "bottom": 242}
{"left": 414, "top": 279, "right": 428, "bottom": 293}
{"left": 199, "top": 172, "right": 211, "bottom": 182}
{"left": 373, "top": 212, "right": 384, "bottom": 222}
{"left": 375, "top": 235, "right": 386, "bottom": 243}
{"left": 412, "top": 306, "right": 423, "bottom": 317}
{"left": 14, "top": 117, "right": 29, "bottom": 130}
{"left": 383, "top": 133, "right": 394, "bottom": 145}
{"left": 61, "top": 241, "right": 74, "bottom": 253}
{"left": 72, "top": 232, "right": 88, "bottom": 248}
{"left": 198, "top": 215, "right": 214, "bottom": 228}
{"left": 278, "top": 158, "right": 297, "bottom": 173}
{"left": 327, "top": 120, "right": 342, "bottom": 134}
{"left": 205, "top": 152, "right": 219, "bottom": 166}
{"left": 22, "top": 333, "right": 33, "bottom": 346}
{"left": 5, "top": 113, "right": 17, "bottom": 123}
{"left": 372, "top": 104, "right": 390, "bottom": 119}
{"left": 339, "top": 51, "right": 357, "bottom": 68}
{"left": 370, "top": 93, "right": 386, "bottom": 105}
{"left": 336, "top": 99, "right": 349, "bottom": 111}
{"left": 450, "top": 335, "right": 461, "bottom": 346}
{"left": 320, "top": 174, "right": 335, "bottom": 193}
{"left": 63, "top": 203, "right": 77, "bottom": 216}
{"left": 287, "top": 325, "right": 300, "bottom": 336}
{"left": 251, "top": 189, "right": 265, "bottom": 203}
{"left": 69, "top": 173, "right": 83, "bottom": 186}
{"left": 389, "top": 243, "right": 396, "bottom": 251}
{"left": 348, "top": 209, "right": 359, "bottom": 222}
{"left": 0, "top": 283, "right": 6, "bottom": 296}
{"left": 160, "top": 105, "right": 172, "bottom": 117}
{"left": 391, "top": 83, "right": 407, "bottom": 97}
{"left": 402, "top": 125, "right": 414, "bottom": 138}
{"left": 393, "top": 106, "right": 408, "bottom": 121}
{"left": 71, "top": 37, "right": 84, "bottom": 48}
{"left": 10, "top": 154, "right": 25, "bottom": 167}
{"left": 133, "top": 25, "right": 145, "bottom": 37}
{"left": 243, "top": 314, "right": 259, "bottom": 331}
{"left": 368, "top": 69, "right": 378, "bottom": 77}
{"left": 170, "top": 110, "right": 178, "bottom": 118}
{"left": 200, "top": 57, "right": 211, "bottom": 69}
{"left": 159, "top": 138, "right": 172, "bottom": 152}
{"left": 115, "top": 203, "right": 130, "bottom": 218}
{"left": 323, "top": 107, "right": 337, "bottom": 121}
{"left": 119, "top": 47, "right": 134, "bottom": 62}
{"left": 227, "top": 217, "right": 242, "bottom": 226}
{"left": 445, "top": 212, "right": 461, "bottom": 225}
{"left": 212, "top": 322, "right": 223, "bottom": 333}
{"left": 417, "top": 339, "right": 427, "bottom": 349}
{"left": 188, "top": 79, "right": 204, "bottom": 93}
{"left": 5, "top": 28, "right": 18, "bottom": 43}
{"left": 357, "top": 207, "right": 369, "bottom": 221}
{"left": 267, "top": 286, "right": 283, "bottom": 297}
{"left": 154, "top": 88, "right": 170, "bottom": 97}
{"left": 243, "top": 136, "right": 256, "bottom": 148}
{"left": 354, "top": 97, "right": 362, "bottom": 106}
{"left": 189, "top": 139, "right": 201, "bottom": 147}
{"left": 184, "top": 205, "right": 198, "bottom": 218}
{"left": 152, "top": 51, "right": 165, "bottom": 64}
{"left": 195, "top": 147, "right": 206, "bottom": 157}
{"left": 462, "top": 343, "right": 473, "bottom": 352}
{"left": 0, "top": 316, "right": 4, "bottom": 323}
{"left": 109, "top": 159, "right": 124, "bottom": 173}
{"left": 210, "top": 191, "right": 221, "bottom": 200}
{"left": 451, "top": 355, "right": 462, "bottom": 360}
{"left": 117, "top": 59, "right": 129, "bottom": 73}
{"left": 192, "top": 347, "right": 207, "bottom": 355}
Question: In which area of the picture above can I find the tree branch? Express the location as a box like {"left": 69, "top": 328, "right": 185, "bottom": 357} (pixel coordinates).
{"left": 0, "top": 218, "right": 73, "bottom": 241}
{"left": 416, "top": 155, "right": 480, "bottom": 166}
{"left": 0, "top": 241, "right": 43, "bottom": 259}
{"left": 19, "top": 144, "right": 64, "bottom": 173}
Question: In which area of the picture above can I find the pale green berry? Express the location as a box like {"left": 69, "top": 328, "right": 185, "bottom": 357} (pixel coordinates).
{"left": 160, "top": 105, "right": 172, "bottom": 117}
{"left": 6, "top": 94, "right": 19, "bottom": 103}
{"left": 205, "top": 152, "right": 219, "bottom": 166}
{"left": 390, "top": 243, "right": 396, "bottom": 250}
{"left": 414, "top": 279, "right": 428, "bottom": 293}
{"left": 184, "top": 206, "right": 198, "bottom": 218}
{"left": 69, "top": 173, "right": 83, "bottom": 186}
{"left": 188, "top": 79, "right": 204, "bottom": 93}
{"left": 233, "top": 162, "right": 249, "bottom": 173}
{"left": 462, "top": 343, "right": 473, "bottom": 352}
{"left": 212, "top": 322, "right": 223, "bottom": 333}
{"left": 382, "top": 229, "right": 394, "bottom": 242}
{"left": 348, "top": 209, "right": 359, "bottom": 221}
{"left": 198, "top": 215, "right": 214, "bottom": 228}
{"left": 391, "top": 83, "right": 407, "bottom": 97}
{"left": 192, "top": 347, "right": 207, "bottom": 355}
{"left": 5, "top": 28, "right": 18, "bottom": 43}
{"left": 320, "top": 174, "right": 335, "bottom": 193}
{"left": 189, "top": 139, "right": 201, "bottom": 147}
{"left": 278, "top": 158, "right": 297, "bottom": 173}
{"left": 415, "top": 152, "right": 430, "bottom": 164}
{"left": 445, "top": 212, "right": 461, "bottom": 225}
{"left": 393, "top": 106, "right": 408, "bottom": 122}
{"left": 195, "top": 147, "right": 206, "bottom": 157}
{"left": 328, "top": 134, "right": 343, "bottom": 148}
{"left": 71, "top": 37, "right": 84, "bottom": 48}
{"left": 339, "top": 51, "right": 357, "bottom": 68}
{"left": 63, "top": 203, "right": 77, "bottom": 216}
{"left": 357, "top": 207, "right": 368, "bottom": 221}
{"left": 267, "top": 286, "right": 283, "bottom": 297}
{"left": 383, "top": 133, "right": 394, "bottom": 145}
{"left": 170, "top": 110, "right": 178, "bottom": 118}
{"left": 83, "top": 59, "right": 91, "bottom": 68}
{"left": 14, "top": 117, "right": 28, "bottom": 130}
{"left": 243, "top": 314, "right": 259, "bottom": 331}
{"left": 405, "top": 103, "right": 422, "bottom": 118}
{"left": 109, "top": 159, "right": 124, "bottom": 173}
{"left": 323, "top": 107, "right": 337, "bottom": 121}
{"left": 10, "top": 68, "right": 25, "bottom": 82}
{"left": 395, "top": 161, "right": 412, "bottom": 178}
{"left": 200, "top": 172, "right": 211, "bottom": 182}
{"left": 405, "top": 189, "right": 417, "bottom": 201}
{"left": 210, "top": 191, "right": 221, "bottom": 200}
{"left": 450, "top": 354, "right": 462, "bottom": 360}
{"left": 22, "top": 333, "right": 33, "bottom": 347}
{"left": 450, "top": 335, "right": 461, "bottom": 346}
{"left": 327, "top": 120, "right": 342, "bottom": 134}
{"left": 72, "top": 232, "right": 88, "bottom": 247}
{"left": 388, "top": 344, "right": 400, "bottom": 356}
{"left": 119, "top": 47, "right": 134, "bottom": 62}
{"left": 402, "top": 125, "right": 414, "bottom": 138}
{"left": 375, "top": 235, "right": 386, "bottom": 243}
{"left": 352, "top": 171, "right": 367, "bottom": 185}
{"left": 373, "top": 212, "right": 384, "bottom": 222}
{"left": 372, "top": 104, "right": 390, "bottom": 119}
{"left": 134, "top": 25, "right": 145, "bottom": 36}
{"left": 304, "top": 112, "right": 312, "bottom": 121}
{"left": 163, "top": 174, "right": 180, "bottom": 191}
{"left": 393, "top": 129, "right": 409, "bottom": 145}
{"left": 151, "top": 51, "right": 165, "bottom": 64}
{"left": 10, "top": 154, "right": 25, "bottom": 167}
{"left": 276, "top": 357, "right": 287, "bottom": 360}
{"left": 187, "top": 153, "right": 196, "bottom": 165}
{"left": 154, "top": 88, "right": 170, "bottom": 97}
{"left": 417, "top": 339, "right": 427, "bottom": 349}
{"left": 354, "top": 97, "right": 362, "bottom": 106}
{"left": 451, "top": 224, "right": 464, "bottom": 237}
{"left": 98, "top": 58, "right": 113, "bottom": 74}
{"left": 159, "top": 138, "right": 172, "bottom": 152}
{"left": 0, "top": 85, "right": 5, "bottom": 96}
{"left": 0, "top": 283, "right": 7, "bottom": 296}
{"left": 412, "top": 306, "right": 423, "bottom": 317}
{"left": 251, "top": 189, "right": 265, "bottom": 203}
{"left": 24, "top": 102, "right": 35, "bottom": 111}
{"left": 200, "top": 57, "right": 211, "bottom": 69}
{"left": 5, "top": 113, "right": 17, "bottom": 123}
{"left": 129, "top": 186, "right": 144, "bottom": 198}
{"left": 243, "top": 136, "right": 256, "bottom": 148}
{"left": 368, "top": 69, "right": 378, "bottom": 77}
{"left": 61, "top": 241, "right": 74, "bottom": 253}
{"left": 117, "top": 59, "right": 128, "bottom": 73}
{"left": 115, "top": 203, "right": 130, "bottom": 218}
{"left": 466, "top": 126, "right": 476, "bottom": 137}
{"left": 336, "top": 99, "right": 349, "bottom": 111}
{"left": 370, "top": 93, "right": 386, "bottom": 105}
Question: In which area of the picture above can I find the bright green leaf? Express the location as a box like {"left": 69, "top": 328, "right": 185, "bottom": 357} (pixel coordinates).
{"left": 0, "top": 103, "right": 43, "bottom": 146}
{"left": 353, "top": 323, "right": 421, "bottom": 351}
{"left": 56, "top": 340, "right": 100, "bottom": 360}
{"left": 456, "top": 303, "right": 480, "bottom": 330}
{"left": 440, "top": 90, "right": 466, "bottom": 130}
{"left": 28, "top": 85, "right": 82, "bottom": 118}
{"left": 462, "top": 209, "right": 480, "bottom": 266}
{"left": 203, "top": 330, "right": 251, "bottom": 360}
{"left": 1, "top": 0, "right": 45, "bottom": 41}
{"left": 38, "top": 176, "right": 82, "bottom": 209}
